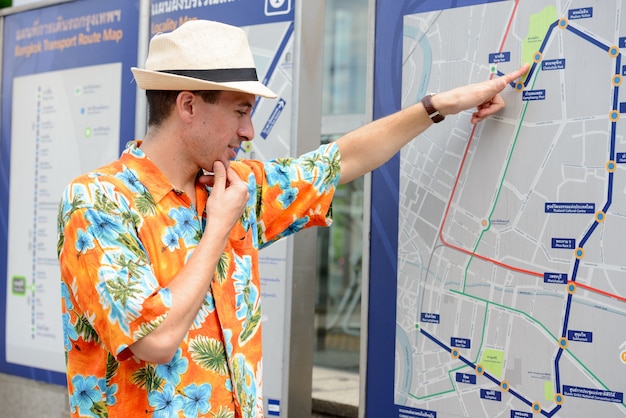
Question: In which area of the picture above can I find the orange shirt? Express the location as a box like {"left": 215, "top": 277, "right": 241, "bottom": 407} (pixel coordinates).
{"left": 57, "top": 140, "right": 339, "bottom": 417}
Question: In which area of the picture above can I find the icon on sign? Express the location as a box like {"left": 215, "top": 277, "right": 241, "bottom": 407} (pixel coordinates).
{"left": 265, "top": 0, "right": 291, "bottom": 16}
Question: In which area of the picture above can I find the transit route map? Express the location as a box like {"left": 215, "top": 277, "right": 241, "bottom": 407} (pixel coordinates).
{"left": 396, "top": 1, "right": 626, "bottom": 417}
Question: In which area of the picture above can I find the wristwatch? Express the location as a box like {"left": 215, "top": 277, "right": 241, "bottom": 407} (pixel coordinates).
{"left": 421, "top": 93, "right": 445, "bottom": 123}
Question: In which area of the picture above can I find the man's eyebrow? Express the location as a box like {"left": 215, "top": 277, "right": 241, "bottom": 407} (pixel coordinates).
{"left": 239, "top": 101, "right": 254, "bottom": 109}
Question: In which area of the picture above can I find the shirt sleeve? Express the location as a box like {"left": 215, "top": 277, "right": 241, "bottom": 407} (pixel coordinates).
{"left": 58, "top": 179, "right": 171, "bottom": 359}
{"left": 238, "top": 142, "right": 341, "bottom": 247}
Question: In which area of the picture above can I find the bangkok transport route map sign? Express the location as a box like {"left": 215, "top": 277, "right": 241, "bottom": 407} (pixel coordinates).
{"left": 368, "top": 1, "right": 626, "bottom": 417}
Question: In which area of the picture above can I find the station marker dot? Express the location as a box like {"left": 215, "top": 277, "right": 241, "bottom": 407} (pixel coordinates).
{"left": 554, "top": 393, "right": 564, "bottom": 405}
{"left": 567, "top": 282, "right": 577, "bottom": 294}
{"left": 613, "top": 74, "right": 622, "bottom": 86}
{"left": 606, "top": 160, "right": 616, "bottom": 172}
{"left": 595, "top": 211, "right": 605, "bottom": 222}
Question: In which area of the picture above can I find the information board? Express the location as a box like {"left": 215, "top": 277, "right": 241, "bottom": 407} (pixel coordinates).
{"left": 0, "top": 0, "right": 140, "bottom": 384}
{"left": 368, "top": 1, "right": 626, "bottom": 417}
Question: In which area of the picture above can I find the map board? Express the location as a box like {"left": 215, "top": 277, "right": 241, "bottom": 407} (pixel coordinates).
{"left": 367, "top": 1, "right": 626, "bottom": 417}
{"left": 0, "top": 0, "right": 140, "bottom": 383}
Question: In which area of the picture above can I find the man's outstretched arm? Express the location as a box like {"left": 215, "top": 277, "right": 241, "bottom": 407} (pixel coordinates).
{"left": 336, "top": 64, "right": 530, "bottom": 185}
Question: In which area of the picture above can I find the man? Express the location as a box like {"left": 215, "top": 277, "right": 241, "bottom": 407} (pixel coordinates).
{"left": 57, "top": 19, "right": 528, "bottom": 417}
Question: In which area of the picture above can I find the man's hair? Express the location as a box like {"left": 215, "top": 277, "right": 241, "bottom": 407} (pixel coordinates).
{"left": 146, "top": 90, "right": 222, "bottom": 126}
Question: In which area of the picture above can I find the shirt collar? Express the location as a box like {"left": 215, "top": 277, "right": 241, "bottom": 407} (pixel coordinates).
{"left": 119, "top": 140, "right": 195, "bottom": 204}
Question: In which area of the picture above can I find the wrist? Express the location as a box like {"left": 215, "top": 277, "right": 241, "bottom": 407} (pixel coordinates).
{"left": 200, "top": 223, "right": 230, "bottom": 246}
{"left": 421, "top": 93, "right": 445, "bottom": 123}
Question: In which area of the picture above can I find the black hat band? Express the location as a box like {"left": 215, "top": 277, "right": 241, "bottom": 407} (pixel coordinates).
{"left": 159, "top": 68, "right": 259, "bottom": 83}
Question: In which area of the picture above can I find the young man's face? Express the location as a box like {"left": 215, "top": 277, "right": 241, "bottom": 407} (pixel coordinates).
{"left": 187, "top": 90, "right": 256, "bottom": 171}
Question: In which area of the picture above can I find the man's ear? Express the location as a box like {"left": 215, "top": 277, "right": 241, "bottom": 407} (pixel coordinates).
{"left": 176, "top": 91, "right": 197, "bottom": 122}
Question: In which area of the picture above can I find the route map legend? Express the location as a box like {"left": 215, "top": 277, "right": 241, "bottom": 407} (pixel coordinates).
{"left": 5, "top": 64, "right": 121, "bottom": 373}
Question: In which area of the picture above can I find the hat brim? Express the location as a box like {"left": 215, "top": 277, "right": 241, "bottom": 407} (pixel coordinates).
{"left": 131, "top": 67, "right": 277, "bottom": 99}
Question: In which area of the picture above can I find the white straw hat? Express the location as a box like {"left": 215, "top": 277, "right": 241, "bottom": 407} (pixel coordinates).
{"left": 131, "top": 20, "right": 277, "bottom": 98}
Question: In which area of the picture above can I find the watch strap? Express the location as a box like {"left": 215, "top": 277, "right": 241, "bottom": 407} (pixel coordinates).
{"left": 421, "top": 93, "right": 445, "bottom": 123}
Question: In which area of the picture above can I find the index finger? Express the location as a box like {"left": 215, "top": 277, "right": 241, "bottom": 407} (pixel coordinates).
{"left": 499, "top": 63, "right": 530, "bottom": 88}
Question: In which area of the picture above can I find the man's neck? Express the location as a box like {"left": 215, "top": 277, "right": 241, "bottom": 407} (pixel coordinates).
{"left": 140, "top": 129, "right": 199, "bottom": 206}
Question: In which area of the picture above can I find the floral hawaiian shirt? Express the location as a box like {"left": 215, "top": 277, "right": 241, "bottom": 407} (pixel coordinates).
{"left": 57, "top": 140, "right": 340, "bottom": 417}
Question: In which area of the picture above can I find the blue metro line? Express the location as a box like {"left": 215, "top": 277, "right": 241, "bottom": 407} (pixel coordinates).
{"left": 420, "top": 327, "right": 562, "bottom": 417}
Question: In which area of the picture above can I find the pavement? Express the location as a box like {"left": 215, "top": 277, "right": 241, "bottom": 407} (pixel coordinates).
{"left": 311, "top": 366, "right": 360, "bottom": 417}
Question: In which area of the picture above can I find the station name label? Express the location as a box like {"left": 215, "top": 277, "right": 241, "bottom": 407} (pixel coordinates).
{"left": 544, "top": 272, "right": 568, "bottom": 284}
{"left": 489, "top": 51, "right": 510, "bottom": 63}
{"left": 421, "top": 313, "right": 440, "bottom": 324}
{"left": 455, "top": 373, "right": 476, "bottom": 384}
{"left": 480, "top": 389, "right": 502, "bottom": 401}
{"left": 542, "top": 59, "right": 566, "bottom": 71}
{"left": 522, "top": 89, "right": 546, "bottom": 101}
{"left": 551, "top": 238, "right": 576, "bottom": 249}
{"left": 568, "top": 7, "right": 593, "bottom": 20}
{"left": 545, "top": 202, "right": 595, "bottom": 214}
{"left": 563, "top": 385, "right": 623, "bottom": 403}
{"left": 450, "top": 337, "right": 471, "bottom": 349}
{"left": 567, "top": 330, "right": 593, "bottom": 343}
